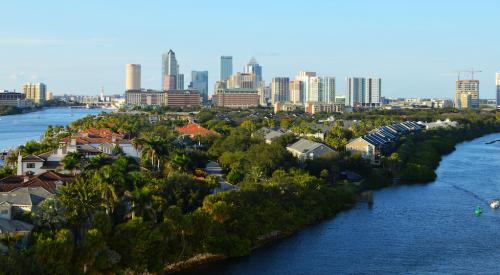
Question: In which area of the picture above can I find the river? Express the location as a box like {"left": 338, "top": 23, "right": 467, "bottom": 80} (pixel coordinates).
{"left": 199, "top": 133, "right": 500, "bottom": 274}
{"left": 0, "top": 107, "right": 108, "bottom": 151}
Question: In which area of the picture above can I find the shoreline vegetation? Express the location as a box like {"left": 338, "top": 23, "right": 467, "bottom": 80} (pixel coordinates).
{"left": 0, "top": 107, "right": 498, "bottom": 274}
{"left": 0, "top": 100, "right": 84, "bottom": 117}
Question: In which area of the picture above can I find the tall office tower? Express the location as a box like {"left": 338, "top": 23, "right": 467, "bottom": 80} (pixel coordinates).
{"left": 365, "top": 77, "right": 381, "bottom": 107}
{"left": 22, "top": 83, "right": 46, "bottom": 104}
{"left": 126, "top": 64, "right": 141, "bottom": 91}
{"left": 220, "top": 56, "right": 233, "bottom": 81}
{"left": 177, "top": 74, "right": 184, "bottom": 90}
{"left": 296, "top": 71, "right": 317, "bottom": 102}
{"left": 320, "top": 76, "right": 336, "bottom": 103}
{"left": 190, "top": 71, "right": 209, "bottom": 103}
{"left": 271, "top": 77, "right": 290, "bottom": 103}
{"left": 244, "top": 57, "right": 263, "bottom": 82}
{"left": 346, "top": 77, "right": 366, "bottom": 107}
{"left": 162, "top": 50, "right": 179, "bottom": 90}
{"left": 289, "top": 80, "right": 304, "bottom": 104}
{"left": 496, "top": 72, "right": 500, "bottom": 109}
{"left": 455, "top": 80, "right": 479, "bottom": 109}
{"left": 226, "top": 72, "right": 257, "bottom": 89}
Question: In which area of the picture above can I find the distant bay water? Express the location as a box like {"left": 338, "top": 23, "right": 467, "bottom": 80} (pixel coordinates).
{"left": 0, "top": 107, "right": 108, "bottom": 151}
{"left": 195, "top": 133, "right": 500, "bottom": 275}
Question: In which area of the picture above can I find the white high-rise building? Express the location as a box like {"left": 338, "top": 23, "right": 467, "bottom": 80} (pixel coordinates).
{"left": 296, "top": 71, "right": 316, "bottom": 102}
{"left": 320, "top": 76, "right": 336, "bottom": 103}
{"left": 346, "top": 77, "right": 381, "bottom": 107}
{"left": 22, "top": 83, "right": 46, "bottom": 104}
{"left": 496, "top": 72, "right": 500, "bottom": 109}
{"left": 126, "top": 64, "right": 141, "bottom": 91}
{"left": 365, "top": 77, "right": 381, "bottom": 107}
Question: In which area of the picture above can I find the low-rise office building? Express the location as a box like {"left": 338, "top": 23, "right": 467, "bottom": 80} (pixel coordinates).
{"left": 0, "top": 91, "right": 33, "bottom": 108}
{"left": 305, "top": 102, "right": 345, "bottom": 114}
{"left": 212, "top": 88, "right": 260, "bottom": 108}
{"left": 125, "top": 89, "right": 201, "bottom": 107}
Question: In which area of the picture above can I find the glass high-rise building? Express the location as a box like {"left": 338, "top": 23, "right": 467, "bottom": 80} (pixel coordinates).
{"left": 346, "top": 77, "right": 381, "bottom": 107}
{"left": 191, "top": 71, "right": 209, "bottom": 103}
{"left": 271, "top": 77, "right": 290, "bottom": 103}
{"left": 162, "top": 50, "right": 179, "bottom": 90}
{"left": 220, "top": 56, "right": 233, "bottom": 81}
{"left": 245, "top": 57, "right": 262, "bottom": 82}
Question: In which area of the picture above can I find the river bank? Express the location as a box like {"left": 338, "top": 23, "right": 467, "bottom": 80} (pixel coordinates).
{"left": 189, "top": 131, "right": 500, "bottom": 274}
{"left": 170, "top": 125, "right": 500, "bottom": 274}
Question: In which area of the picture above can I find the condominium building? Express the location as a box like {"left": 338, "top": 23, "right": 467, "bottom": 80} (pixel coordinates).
{"left": 244, "top": 57, "right": 262, "bottom": 82}
{"left": 22, "top": 83, "right": 46, "bottom": 104}
{"left": 271, "top": 77, "right": 290, "bottom": 103}
{"left": 496, "top": 72, "right": 500, "bottom": 109}
{"left": 320, "top": 76, "right": 336, "bottom": 103}
{"left": 296, "top": 71, "right": 316, "bottom": 102}
{"left": 257, "top": 85, "right": 271, "bottom": 106}
{"left": 126, "top": 64, "right": 141, "bottom": 91}
{"left": 289, "top": 80, "right": 304, "bottom": 104}
{"left": 190, "top": 71, "right": 209, "bottom": 103}
{"left": 220, "top": 56, "right": 233, "bottom": 81}
{"left": 346, "top": 77, "right": 381, "bottom": 107}
{"left": 455, "top": 80, "right": 479, "bottom": 109}
{"left": 212, "top": 88, "right": 260, "bottom": 108}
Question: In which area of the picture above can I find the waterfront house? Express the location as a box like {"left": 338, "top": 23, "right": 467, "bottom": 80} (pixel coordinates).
{"left": 286, "top": 138, "right": 335, "bottom": 163}
{"left": 346, "top": 121, "right": 425, "bottom": 164}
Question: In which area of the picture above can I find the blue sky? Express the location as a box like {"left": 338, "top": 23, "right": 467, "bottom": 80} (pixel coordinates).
{"left": 1, "top": 0, "right": 499, "bottom": 99}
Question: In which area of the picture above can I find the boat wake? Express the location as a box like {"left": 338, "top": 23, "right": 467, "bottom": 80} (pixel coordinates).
{"left": 448, "top": 183, "right": 489, "bottom": 205}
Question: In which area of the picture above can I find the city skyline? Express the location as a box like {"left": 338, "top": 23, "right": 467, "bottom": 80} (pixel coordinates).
{"left": 1, "top": 0, "right": 500, "bottom": 98}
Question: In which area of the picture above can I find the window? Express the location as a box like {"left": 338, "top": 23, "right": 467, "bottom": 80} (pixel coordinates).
{"left": 27, "top": 163, "right": 36, "bottom": 168}
{"left": 0, "top": 210, "right": 8, "bottom": 215}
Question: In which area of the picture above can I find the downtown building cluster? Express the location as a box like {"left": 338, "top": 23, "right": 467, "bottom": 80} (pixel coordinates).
{"left": 124, "top": 50, "right": 383, "bottom": 112}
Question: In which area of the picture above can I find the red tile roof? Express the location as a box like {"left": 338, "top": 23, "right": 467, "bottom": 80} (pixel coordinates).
{"left": 0, "top": 171, "right": 74, "bottom": 192}
{"left": 176, "top": 123, "right": 219, "bottom": 137}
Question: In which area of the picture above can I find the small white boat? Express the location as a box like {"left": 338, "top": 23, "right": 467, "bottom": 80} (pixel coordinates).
{"left": 490, "top": 199, "right": 500, "bottom": 209}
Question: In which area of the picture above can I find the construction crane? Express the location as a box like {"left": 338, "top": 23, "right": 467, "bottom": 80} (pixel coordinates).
{"left": 453, "top": 68, "right": 482, "bottom": 80}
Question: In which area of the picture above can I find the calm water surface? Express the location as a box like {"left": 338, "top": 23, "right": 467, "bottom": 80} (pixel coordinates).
{"left": 200, "top": 133, "right": 500, "bottom": 275}
{"left": 0, "top": 108, "right": 107, "bottom": 151}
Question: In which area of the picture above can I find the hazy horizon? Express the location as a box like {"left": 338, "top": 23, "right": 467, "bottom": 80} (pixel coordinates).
{"left": 1, "top": 0, "right": 499, "bottom": 99}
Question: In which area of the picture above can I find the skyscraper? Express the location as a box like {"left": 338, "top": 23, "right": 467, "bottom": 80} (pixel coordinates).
{"left": 320, "top": 76, "right": 336, "bottom": 103}
{"left": 22, "top": 83, "right": 46, "bottom": 104}
{"left": 162, "top": 50, "right": 180, "bottom": 90}
{"left": 220, "top": 56, "right": 233, "bottom": 81}
{"left": 190, "top": 71, "right": 209, "bottom": 103}
{"left": 365, "top": 77, "right": 381, "bottom": 107}
{"left": 496, "top": 72, "right": 500, "bottom": 109}
{"left": 346, "top": 77, "right": 366, "bottom": 107}
{"left": 244, "top": 57, "right": 262, "bottom": 82}
{"left": 289, "top": 80, "right": 304, "bottom": 104}
{"left": 455, "top": 80, "right": 479, "bottom": 109}
{"left": 296, "top": 71, "right": 316, "bottom": 103}
{"left": 271, "top": 77, "right": 289, "bottom": 103}
{"left": 226, "top": 73, "right": 257, "bottom": 89}
{"left": 126, "top": 64, "right": 141, "bottom": 91}
{"left": 177, "top": 74, "right": 184, "bottom": 90}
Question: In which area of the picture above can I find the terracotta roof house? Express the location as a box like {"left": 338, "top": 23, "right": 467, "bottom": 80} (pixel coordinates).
{"left": 0, "top": 171, "right": 73, "bottom": 192}
{"left": 176, "top": 123, "right": 219, "bottom": 138}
